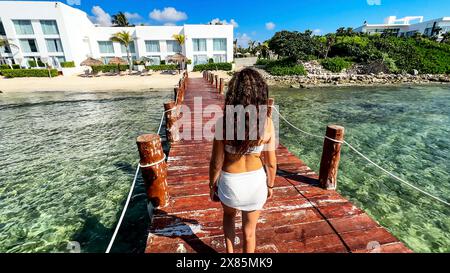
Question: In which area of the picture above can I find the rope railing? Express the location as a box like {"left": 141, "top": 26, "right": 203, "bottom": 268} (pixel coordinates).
{"left": 272, "top": 106, "right": 450, "bottom": 207}
{"left": 105, "top": 75, "right": 186, "bottom": 253}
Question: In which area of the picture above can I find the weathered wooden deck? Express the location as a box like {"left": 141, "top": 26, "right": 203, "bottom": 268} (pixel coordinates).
{"left": 145, "top": 76, "right": 412, "bottom": 253}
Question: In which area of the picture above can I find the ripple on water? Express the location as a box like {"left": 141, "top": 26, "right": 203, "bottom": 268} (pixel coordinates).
{"left": 272, "top": 85, "right": 450, "bottom": 253}
{"left": 0, "top": 91, "right": 171, "bottom": 253}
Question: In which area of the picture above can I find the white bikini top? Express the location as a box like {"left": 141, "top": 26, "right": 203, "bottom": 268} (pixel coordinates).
{"left": 224, "top": 144, "right": 264, "bottom": 155}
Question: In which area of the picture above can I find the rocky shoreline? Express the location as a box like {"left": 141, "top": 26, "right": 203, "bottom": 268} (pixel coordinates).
{"left": 264, "top": 73, "right": 450, "bottom": 88}
{"left": 254, "top": 62, "right": 450, "bottom": 89}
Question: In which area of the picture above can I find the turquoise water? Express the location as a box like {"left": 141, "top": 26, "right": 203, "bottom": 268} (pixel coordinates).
{"left": 0, "top": 91, "right": 171, "bottom": 253}
{"left": 1, "top": 86, "right": 449, "bottom": 253}
{"left": 272, "top": 84, "right": 450, "bottom": 253}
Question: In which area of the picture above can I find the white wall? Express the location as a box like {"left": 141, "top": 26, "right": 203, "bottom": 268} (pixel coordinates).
{"left": 0, "top": 1, "right": 234, "bottom": 71}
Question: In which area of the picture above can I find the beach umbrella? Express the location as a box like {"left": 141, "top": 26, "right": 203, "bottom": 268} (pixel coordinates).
{"left": 80, "top": 57, "right": 103, "bottom": 66}
{"left": 108, "top": 57, "right": 127, "bottom": 65}
{"left": 166, "top": 53, "right": 188, "bottom": 63}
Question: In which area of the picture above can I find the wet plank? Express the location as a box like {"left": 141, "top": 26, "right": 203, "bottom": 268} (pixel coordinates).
{"left": 145, "top": 76, "right": 412, "bottom": 253}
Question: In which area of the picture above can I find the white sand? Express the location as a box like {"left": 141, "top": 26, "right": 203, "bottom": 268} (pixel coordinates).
{"left": 0, "top": 71, "right": 234, "bottom": 93}
{"left": 0, "top": 72, "right": 183, "bottom": 93}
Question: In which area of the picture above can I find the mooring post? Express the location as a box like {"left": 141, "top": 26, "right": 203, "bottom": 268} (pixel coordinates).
{"left": 219, "top": 78, "right": 224, "bottom": 94}
{"left": 215, "top": 75, "right": 219, "bottom": 89}
{"left": 164, "top": 101, "right": 180, "bottom": 143}
{"left": 210, "top": 73, "right": 214, "bottom": 85}
{"left": 136, "top": 134, "right": 169, "bottom": 209}
{"left": 319, "top": 125, "right": 345, "bottom": 190}
{"left": 174, "top": 87, "right": 179, "bottom": 104}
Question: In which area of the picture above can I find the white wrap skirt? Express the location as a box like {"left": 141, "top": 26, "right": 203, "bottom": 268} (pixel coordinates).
{"left": 218, "top": 168, "right": 268, "bottom": 211}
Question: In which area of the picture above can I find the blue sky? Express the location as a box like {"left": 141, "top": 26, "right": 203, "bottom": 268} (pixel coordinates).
{"left": 14, "top": 0, "right": 450, "bottom": 46}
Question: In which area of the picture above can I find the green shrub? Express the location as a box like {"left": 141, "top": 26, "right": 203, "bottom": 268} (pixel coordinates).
{"left": 160, "top": 60, "right": 166, "bottom": 65}
{"left": 193, "top": 62, "right": 232, "bottom": 72}
{"left": 91, "top": 64, "right": 129, "bottom": 73}
{"left": 320, "top": 57, "right": 353, "bottom": 72}
{"left": 12, "top": 64, "right": 20, "bottom": 69}
{"left": 0, "top": 64, "right": 10, "bottom": 70}
{"left": 208, "top": 58, "right": 214, "bottom": 64}
{"left": 60, "top": 61, "right": 75, "bottom": 68}
{"left": 267, "top": 65, "right": 307, "bottom": 76}
{"left": 255, "top": 59, "right": 271, "bottom": 66}
{"left": 28, "top": 60, "right": 45, "bottom": 68}
{"left": 1, "top": 69, "right": 58, "bottom": 78}
{"left": 145, "top": 64, "right": 178, "bottom": 71}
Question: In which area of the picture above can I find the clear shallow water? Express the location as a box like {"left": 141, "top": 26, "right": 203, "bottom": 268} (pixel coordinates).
{"left": 0, "top": 91, "right": 171, "bottom": 253}
{"left": 272, "top": 84, "right": 450, "bottom": 253}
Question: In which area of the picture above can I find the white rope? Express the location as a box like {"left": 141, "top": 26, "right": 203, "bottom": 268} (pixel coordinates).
{"left": 157, "top": 107, "right": 177, "bottom": 135}
{"left": 105, "top": 163, "right": 141, "bottom": 253}
{"left": 106, "top": 79, "right": 184, "bottom": 253}
{"left": 274, "top": 107, "right": 450, "bottom": 207}
{"left": 139, "top": 154, "right": 167, "bottom": 168}
{"left": 344, "top": 141, "right": 450, "bottom": 206}
{"left": 272, "top": 106, "right": 343, "bottom": 143}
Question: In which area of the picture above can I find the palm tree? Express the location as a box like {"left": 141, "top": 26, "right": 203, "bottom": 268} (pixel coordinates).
{"left": 233, "top": 39, "right": 238, "bottom": 57}
{"left": 172, "top": 34, "right": 185, "bottom": 49}
{"left": 110, "top": 31, "right": 133, "bottom": 73}
{"left": 0, "top": 38, "right": 18, "bottom": 67}
{"left": 248, "top": 40, "right": 257, "bottom": 55}
{"left": 111, "top": 12, "right": 130, "bottom": 27}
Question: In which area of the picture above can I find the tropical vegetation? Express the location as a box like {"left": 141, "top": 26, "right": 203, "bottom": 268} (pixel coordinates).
{"left": 258, "top": 28, "right": 450, "bottom": 75}
{"left": 110, "top": 31, "right": 134, "bottom": 72}
{"left": 193, "top": 62, "right": 232, "bottom": 72}
{"left": 1, "top": 69, "right": 58, "bottom": 78}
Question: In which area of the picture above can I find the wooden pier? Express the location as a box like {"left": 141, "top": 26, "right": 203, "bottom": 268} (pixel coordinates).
{"left": 141, "top": 73, "right": 412, "bottom": 253}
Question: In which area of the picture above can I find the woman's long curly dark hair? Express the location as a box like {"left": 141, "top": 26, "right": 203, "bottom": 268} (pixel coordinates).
{"left": 223, "top": 68, "right": 269, "bottom": 156}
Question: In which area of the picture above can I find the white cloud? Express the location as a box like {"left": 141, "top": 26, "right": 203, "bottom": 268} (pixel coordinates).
{"left": 236, "top": 33, "right": 251, "bottom": 48}
{"left": 124, "top": 12, "right": 142, "bottom": 21}
{"left": 265, "top": 22, "right": 276, "bottom": 30}
{"left": 209, "top": 18, "right": 239, "bottom": 28}
{"left": 149, "top": 7, "right": 187, "bottom": 22}
{"left": 164, "top": 22, "right": 176, "bottom": 26}
{"left": 91, "top": 6, "right": 112, "bottom": 26}
{"left": 313, "top": 29, "right": 322, "bottom": 35}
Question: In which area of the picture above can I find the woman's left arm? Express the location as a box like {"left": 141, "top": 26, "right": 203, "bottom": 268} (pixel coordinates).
{"left": 209, "top": 138, "right": 224, "bottom": 198}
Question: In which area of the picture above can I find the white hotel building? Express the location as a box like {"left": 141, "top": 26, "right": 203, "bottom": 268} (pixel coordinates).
{"left": 355, "top": 16, "right": 450, "bottom": 39}
{"left": 0, "top": 1, "right": 234, "bottom": 71}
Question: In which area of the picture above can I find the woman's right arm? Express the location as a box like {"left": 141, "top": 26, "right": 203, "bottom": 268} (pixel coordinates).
{"left": 262, "top": 118, "right": 277, "bottom": 198}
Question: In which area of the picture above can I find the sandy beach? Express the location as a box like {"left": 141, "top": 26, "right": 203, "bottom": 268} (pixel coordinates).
{"left": 0, "top": 71, "right": 233, "bottom": 93}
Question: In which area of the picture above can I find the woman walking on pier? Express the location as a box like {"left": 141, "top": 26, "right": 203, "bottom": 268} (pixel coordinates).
{"left": 209, "top": 68, "right": 277, "bottom": 253}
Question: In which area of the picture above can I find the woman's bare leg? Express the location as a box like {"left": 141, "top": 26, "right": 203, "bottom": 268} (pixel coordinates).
{"left": 242, "top": 210, "right": 261, "bottom": 253}
{"left": 222, "top": 203, "right": 237, "bottom": 253}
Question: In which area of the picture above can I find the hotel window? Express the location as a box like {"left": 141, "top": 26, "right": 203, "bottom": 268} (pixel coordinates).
{"left": 213, "top": 54, "right": 226, "bottom": 63}
{"left": 146, "top": 56, "right": 161, "bottom": 65}
{"left": 166, "top": 40, "right": 182, "bottom": 53}
{"left": 0, "top": 21, "right": 6, "bottom": 35}
{"left": 193, "top": 54, "right": 208, "bottom": 65}
{"left": 213, "top": 39, "right": 227, "bottom": 51}
{"left": 13, "top": 20, "right": 34, "bottom": 35}
{"left": 19, "top": 39, "right": 38, "bottom": 53}
{"left": 46, "top": 39, "right": 63, "bottom": 53}
{"left": 145, "top": 40, "right": 160, "bottom": 52}
{"left": 102, "top": 56, "right": 114, "bottom": 64}
{"left": 55, "top": 56, "right": 66, "bottom": 64}
{"left": 0, "top": 44, "right": 11, "bottom": 54}
{"left": 98, "top": 41, "right": 114, "bottom": 54}
{"left": 121, "top": 41, "right": 136, "bottom": 54}
{"left": 40, "top": 20, "right": 59, "bottom": 35}
{"left": 193, "top": 39, "right": 207, "bottom": 52}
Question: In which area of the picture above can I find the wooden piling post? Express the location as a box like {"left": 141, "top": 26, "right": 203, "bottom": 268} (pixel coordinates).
{"left": 215, "top": 75, "right": 219, "bottom": 89}
{"left": 210, "top": 73, "right": 214, "bottom": 84}
{"left": 136, "top": 134, "right": 169, "bottom": 208}
{"left": 174, "top": 87, "right": 179, "bottom": 104}
{"left": 219, "top": 78, "right": 224, "bottom": 94}
{"left": 164, "top": 101, "right": 180, "bottom": 143}
{"left": 319, "top": 125, "right": 345, "bottom": 190}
